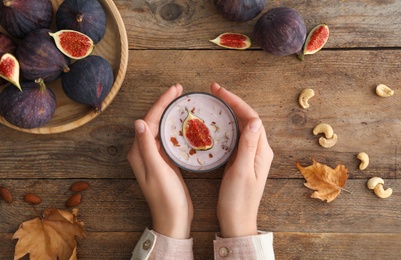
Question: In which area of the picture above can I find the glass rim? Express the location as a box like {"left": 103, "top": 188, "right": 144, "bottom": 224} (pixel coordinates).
{"left": 158, "top": 92, "right": 239, "bottom": 173}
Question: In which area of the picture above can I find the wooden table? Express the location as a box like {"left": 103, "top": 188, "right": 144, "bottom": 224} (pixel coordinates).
{"left": 1, "top": 0, "right": 401, "bottom": 259}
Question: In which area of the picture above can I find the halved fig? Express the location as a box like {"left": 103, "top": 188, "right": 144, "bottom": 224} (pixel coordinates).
{"left": 49, "top": 30, "right": 94, "bottom": 59}
{"left": 0, "top": 53, "right": 21, "bottom": 91}
{"left": 298, "top": 24, "right": 329, "bottom": 60}
{"left": 0, "top": 32, "right": 16, "bottom": 86}
{"left": 210, "top": 33, "right": 251, "bottom": 50}
{"left": 182, "top": 109, "right": 214, "bottom": 151}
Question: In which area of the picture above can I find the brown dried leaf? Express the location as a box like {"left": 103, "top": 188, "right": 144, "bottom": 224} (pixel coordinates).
{"left": 296, "top": 160, "right": 349, "bottom": 203}
{"left": 12, "top": 208, "right": 85, "bottom": 260}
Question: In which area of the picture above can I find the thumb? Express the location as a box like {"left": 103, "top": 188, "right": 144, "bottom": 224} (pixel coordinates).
{"left": 134, "top": 119, "right": 164, "bottom": 171}
{"left": 235, "top": 117, "right": 262, "bottom": 167}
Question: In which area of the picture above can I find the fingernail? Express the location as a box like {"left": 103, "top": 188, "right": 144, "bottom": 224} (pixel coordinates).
{"left": 249, "top": 118, "right": 261, "bottom": 133}
{"left": 135, "top": 120, "right": 145, "bottom": 134}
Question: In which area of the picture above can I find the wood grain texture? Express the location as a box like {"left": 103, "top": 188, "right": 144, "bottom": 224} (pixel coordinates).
{"left": 116, "top": 0, "right": 401, "bottom": 49}
{"left": 1, "top": 50, "right": 401, "bottom": 179}
{"left": 1, "top": 1, "right": 401, "bottom": 259}
{"left": 0, "top": 179, "right": 399, "bottom": 234}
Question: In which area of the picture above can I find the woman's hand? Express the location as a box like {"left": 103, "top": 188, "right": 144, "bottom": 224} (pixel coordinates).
{"left": 211, "top": 83, "right": 274, "bottom": 238}
{"left": 127, "top": 84, "right": 193, "bottom": 239}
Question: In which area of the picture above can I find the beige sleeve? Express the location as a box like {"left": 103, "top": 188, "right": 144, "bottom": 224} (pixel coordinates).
{"left": 213, "top": 231, "right": 274, "bottom": 259}
{"left": 131, "top": 228, "right": 194, "bottom": 260}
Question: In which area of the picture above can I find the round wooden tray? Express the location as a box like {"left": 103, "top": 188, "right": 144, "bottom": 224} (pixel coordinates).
{"left": 0, "top": 0, "right": 128, "bottom": 134}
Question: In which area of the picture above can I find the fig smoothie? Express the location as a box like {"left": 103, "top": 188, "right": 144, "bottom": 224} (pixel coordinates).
{"left": 159, "top": 93, "right": 238, "bottom": 172}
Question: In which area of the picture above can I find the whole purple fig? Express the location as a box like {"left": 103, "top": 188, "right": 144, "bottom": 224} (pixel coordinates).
{"left": 0, "top": 32, "right": 16, "bottom": 56}
{"left": 16, "top": 29, "right": 70, "bottom": 82}
{"left": 61, "top": 55, "right": 114, "bottom": 111}
{"left": 0, "top": 0, "right": 53, "bottom": 39}
{"left": 215, "top": 0, "right": 266, "bottom": 22}
{"left": 254, "top": 7, "right": 306, "bottom": 56}
{"left": 0, "top": 78, "right": 56, "bottom": 129}
{"left": 56, "top": 0, "right": 106, "bottom": 44}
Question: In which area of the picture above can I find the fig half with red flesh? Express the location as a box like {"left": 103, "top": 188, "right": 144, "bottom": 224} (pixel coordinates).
{"left": 0, "top": 53, "right": 21, "bottom": 90}
{"left": 0, "top": 32, "right": 17, "bottom": 86}
{"left": 298, "top": 24, "right": 329, "bottom": 60}
{"left": 210, "top": 33, "right": 251, "bottom": 50}
{"left": 49, "top": 30, "right": 94, "bottom": 59}
{"left": 182, "top": 109, "right": 214, "bottom": 151}
{"left": 0, "top": 0, "right": 53, "bottom": 39}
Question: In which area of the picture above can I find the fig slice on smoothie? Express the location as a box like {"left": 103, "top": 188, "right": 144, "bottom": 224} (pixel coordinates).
{"left": 182, "top": 108, "right": 214, "bottom": 151}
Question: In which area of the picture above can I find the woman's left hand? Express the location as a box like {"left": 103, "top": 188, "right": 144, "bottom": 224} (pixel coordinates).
{"left": 127, "top": 84, "right": 193, "bottom": 239}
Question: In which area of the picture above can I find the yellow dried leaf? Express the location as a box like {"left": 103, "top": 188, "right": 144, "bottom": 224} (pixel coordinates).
{"left": 296, "top": 160, "right": 349, "bottom": 203}
{"left": 12, "top": 208, "right": 85, "bottom": 260}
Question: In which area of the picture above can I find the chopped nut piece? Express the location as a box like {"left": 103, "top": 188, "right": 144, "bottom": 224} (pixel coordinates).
{"left": 376, "top": 84, "right": 394, "bottom": 97}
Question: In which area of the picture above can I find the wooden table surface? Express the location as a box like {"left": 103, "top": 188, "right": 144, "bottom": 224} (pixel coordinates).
{"left": 1, "top": 0, "right": 401, "bottom": 259}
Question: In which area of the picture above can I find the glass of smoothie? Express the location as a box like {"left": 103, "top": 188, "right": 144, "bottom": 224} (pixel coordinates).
{"left": 159, "top": 92, "right": 239, "bottom": 172}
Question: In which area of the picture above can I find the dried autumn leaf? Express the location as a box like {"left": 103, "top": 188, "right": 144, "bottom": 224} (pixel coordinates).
{"left": 296, "top": 160, "right": 349, "bottom": 203}
{"left": 12, "top": 208, "right": 85, "bottom": 260}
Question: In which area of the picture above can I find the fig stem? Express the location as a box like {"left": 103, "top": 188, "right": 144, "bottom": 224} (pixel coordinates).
{"left": 34, "top": 78, "right": 46, "bottom": 92}
{"left": 76, "top": 14, "right": 84, "bottom": 23}
{"left": 185, "top": 108, "right": 201, "bottom": 121}
{"left": 297, "top": 53, "right": 305, "bottom": 61}
{"left": 3, "top": 0, "right": 11, "bottom": 7}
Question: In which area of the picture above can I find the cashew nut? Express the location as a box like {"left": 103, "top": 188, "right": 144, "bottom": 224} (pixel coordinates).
{"left": 367, "top": 177, "right": 392, "bottom": 199}
{"left": 374, "top": 184, "right": 393, "bottom": 199}
{"left": 298, "top": 88, "right": 315, "bottom": 109}
{"left": 376, "top": 84, "right": 394, "bottom": 97}
{"left": 357, "top": 152, "right": 369, "bottom": 170}
{"left": 313, "top": 123, "right": 334, "bottom": 139}
{"left": 318, "top": 134, "right": 338, "bottom": 148}
{"left": 367, "top": 177, "right": 384, "bottom": 190}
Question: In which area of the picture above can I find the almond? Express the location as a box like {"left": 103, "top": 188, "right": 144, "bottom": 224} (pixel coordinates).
{"left": 65, "top": 193, "right": 81, "bottom": 207}
{"left": 69, "top": 181, "right": 90, "bottom": 192}
{"left": 0, "top": 186, "right": 13, "bottom": 204}
{"left": 24, "top": 193, "right": 42, "bottom": 205}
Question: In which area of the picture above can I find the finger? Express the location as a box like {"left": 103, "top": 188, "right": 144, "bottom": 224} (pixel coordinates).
{"left": 254, "top": 124, "right": 274, "bottom": 180}
{"left": 233, "top": 117, "right": 263, "bottom": 175}
{"left": 134, "top": 119, "right": 167, "bottom": 182}
{"left": 210, "top": 83, "right": 258, "bottom": 123}
{"left": 144, "top": 84, "right": 183, "bottom": 136}
{"left": 127, "top": 135, "right": 146, "bottom": 179}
